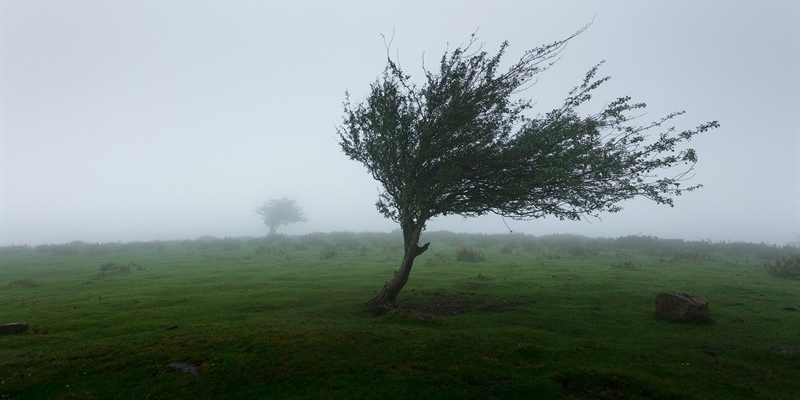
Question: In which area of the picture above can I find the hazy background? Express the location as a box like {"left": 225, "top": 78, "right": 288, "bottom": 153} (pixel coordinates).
{"left": 2, "top": 0, "right": 798, "bottom": 246}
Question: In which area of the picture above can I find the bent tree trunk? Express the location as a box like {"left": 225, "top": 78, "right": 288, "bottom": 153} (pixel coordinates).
{"left": 368, "top": 222, "right": 429, "bottom": 311}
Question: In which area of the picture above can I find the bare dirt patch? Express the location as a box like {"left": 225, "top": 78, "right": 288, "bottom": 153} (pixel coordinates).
{"left": 420, "top": 291, "right": 473, "bottom": 316}
{"left": 390, "top": 290, "right": 475, "bottom": 317}
{"left": 392, "top": 290, "right": 525, "bottom": 317}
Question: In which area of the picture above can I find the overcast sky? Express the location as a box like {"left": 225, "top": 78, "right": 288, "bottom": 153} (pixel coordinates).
{"left": 1, "top": 0, "right": 798, "bottom": 246}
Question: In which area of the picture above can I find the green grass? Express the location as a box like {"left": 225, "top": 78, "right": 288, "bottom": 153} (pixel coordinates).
{"left": 1, "top": 233, "right": 798, "bottom": 399}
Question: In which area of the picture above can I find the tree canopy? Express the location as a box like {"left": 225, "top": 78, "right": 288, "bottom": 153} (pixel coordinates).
{"left": 338, "top": 30, "right": 718, "bottom": 309}
{"left": 255, "top": 197, "right": 307, "bottom": 236}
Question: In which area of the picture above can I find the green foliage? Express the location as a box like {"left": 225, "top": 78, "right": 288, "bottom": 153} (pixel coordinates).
{"left": 98, "top": 262, "right": 144, "bottom": 276}
{"left": 254, "top": 197, "right": 307, "bottom": 235}
{"left": 500, "top": 243, "right": 516, "bottom": 254}
{"left": 0, "top": 244, "right": 31, "bottom": 255}
{"left": 455, "top": 246, "right": 486, "bottom": 262}
{"left": 611, "top": 260, "right": 638, "bottom": 269}
{"left": 764, "top": 255, "right": 800, "bottom": 280}
{"left": 319, "top": 245, "right": 339, "bottom": 259}
{"left": 338, "top": 31, "right": 718, "bottom": 228}
{"left": 35, "top": 240, "right": 90, "bottom": 256}
{"left": 6, "top": 234, "right": 792, "bottom": 263}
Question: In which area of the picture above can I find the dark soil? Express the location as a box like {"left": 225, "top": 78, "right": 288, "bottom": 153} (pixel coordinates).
{"left": 394, "top": 290, "right": 524, "bottom": 316}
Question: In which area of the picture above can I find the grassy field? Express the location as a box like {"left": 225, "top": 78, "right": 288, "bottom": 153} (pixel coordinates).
{"left": 1, "top": 232, "right": 798, "bottom": 399}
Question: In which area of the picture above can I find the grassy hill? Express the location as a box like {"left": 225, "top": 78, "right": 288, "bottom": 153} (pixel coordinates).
{"left": 1, "top": 232, "right": 798, "bottom": 399}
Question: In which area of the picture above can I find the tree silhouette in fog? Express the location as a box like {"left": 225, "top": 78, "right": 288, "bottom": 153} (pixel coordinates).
{"left": 255, "top": 197, "right": 307, "bottom": 236}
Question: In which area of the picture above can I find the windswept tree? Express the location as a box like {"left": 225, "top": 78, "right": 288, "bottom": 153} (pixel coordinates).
{"left": 338, "top": 30, "right": 718, "bottom": 311}
{"left": 255, "top": 197, "right": 307, "bottom": 236}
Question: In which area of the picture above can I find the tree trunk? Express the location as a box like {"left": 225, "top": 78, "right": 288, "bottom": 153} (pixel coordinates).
{"left": 367, "top": 221, "right": 430, "bottom": 312}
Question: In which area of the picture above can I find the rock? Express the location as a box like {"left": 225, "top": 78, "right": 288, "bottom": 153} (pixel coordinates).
{"left": 771, "top": 346, "right": 799, "bottom": 355}
{"left": 167, "top": 362, "right": 199, "bottom": 376}
{"left": 0, "top": 322, "right": 30, "bottom": 335}
{"left": 656, "top": 292, "right": 711, "bottom": 322}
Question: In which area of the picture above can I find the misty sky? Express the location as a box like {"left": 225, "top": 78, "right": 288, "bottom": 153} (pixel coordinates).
{"left": 1, "top": 1, "right": 798, "bottom": 246}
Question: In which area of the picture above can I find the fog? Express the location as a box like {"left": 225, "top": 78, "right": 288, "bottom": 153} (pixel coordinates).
{"left": 1, "top": 1, "right": 798, "bottom": 246}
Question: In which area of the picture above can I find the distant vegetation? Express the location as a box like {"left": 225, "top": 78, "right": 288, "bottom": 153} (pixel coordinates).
{"left": 763, "top": 255, "right": 800, "bottom": 280}
{"left": 455, "top": 246, "right": 486, "bottom": 262}
{"left": 3, "top": 232, "right": 795, "bottom": 262}
{"left": 254, "top": 197, "right": 307, "bottom": 236}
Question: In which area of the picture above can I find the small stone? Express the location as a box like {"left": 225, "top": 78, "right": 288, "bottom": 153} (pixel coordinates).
{"left": 167, "top": 362, "right": 199, "bottom": 376}
{"left": 0, "top": 322, "right": 30, "bottom": 335}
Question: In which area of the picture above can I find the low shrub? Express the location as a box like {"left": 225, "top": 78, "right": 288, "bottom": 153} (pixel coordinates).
{"left": 320, "top": 246, "right": 339, "bottom": 260}
{"left": 36, "top": 241, "right": 89, "bottom": 256}
{"left": 456, "top": 247, "right": 485, "bottom": 262}
{"left": 99, "top": 262, "right": 144, "bottom": 276}
{"left": 611, "top": 260, "right": 638, "bottom": 269}
{"left": 500, "top": 243, "right": 516, "bottom": 254}
{"left": 764, "top": 255, "right": 800, "bottom": 280}
{"left": 0, "top": 244, "right": 31, "bottom": 255}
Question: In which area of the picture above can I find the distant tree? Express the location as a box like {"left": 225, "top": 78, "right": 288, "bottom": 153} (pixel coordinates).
{"left": 338, "top": 29, "right": 718, "bottom": 311}
{"left": 255, "top": 197, "right": 307, "bottom": 236}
